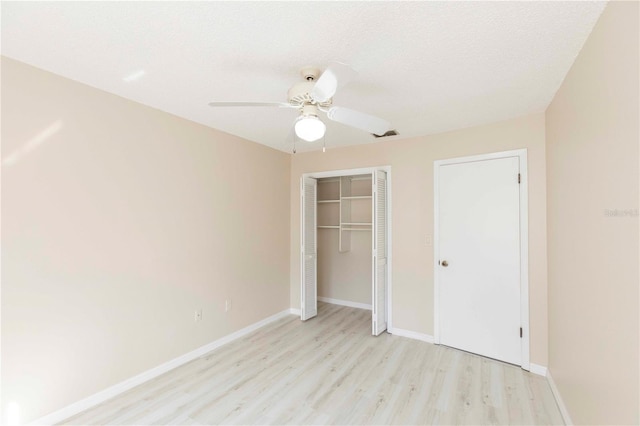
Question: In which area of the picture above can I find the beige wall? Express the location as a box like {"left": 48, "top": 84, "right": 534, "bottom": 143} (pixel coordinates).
{"left": 1, "top": 57, "right": 291, "bottom": 423}
{"left": 290, "top": 113, "right": 549, "bottom": 366}
{"left": 545, "top": 2, "right": 639, "bottom": 424}
{"left": 318, "top": 231, "right": 372, "bottom": 305}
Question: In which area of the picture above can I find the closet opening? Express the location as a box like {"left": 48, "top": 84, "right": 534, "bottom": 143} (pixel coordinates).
{"left": 300, "top": 167, "right": 391, "bottom": 336}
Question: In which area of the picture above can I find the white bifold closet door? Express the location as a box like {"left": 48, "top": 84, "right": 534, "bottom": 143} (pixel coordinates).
{"left": 301, "top": 177, "right": 318, "bottom": 321}
{"left": 372, "top": 170, "right": 388, "bottom": 335}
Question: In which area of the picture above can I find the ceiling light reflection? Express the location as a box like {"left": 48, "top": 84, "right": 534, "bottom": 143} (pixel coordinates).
{"left": 123, "top": 69, "right": 145, "bottom": 83}
{"left": 2, "top": 120, "right": 63, "bottom": 167}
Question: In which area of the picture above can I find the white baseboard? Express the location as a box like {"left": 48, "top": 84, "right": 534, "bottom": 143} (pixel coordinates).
{"left": 289, "top": 308, "right": 301, "bottom": 316}
{"left": 528, "top": 363, "right": 547, "bottom": 377}
{"left": 388, "top": 327, "right": 435, "bottom": 343}
{"left": 318, "top": 296, "right": 372, "bottom": 310}
{"left": 547, "top": 369, "right": 573, "bottom": 425}
{"left": 31, "top": 309, "right": 297, "bottom": 425}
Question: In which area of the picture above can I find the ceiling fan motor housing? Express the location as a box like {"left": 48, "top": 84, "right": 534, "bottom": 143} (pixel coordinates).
{"left": 287, "top": 81, "right": 332, "bottom": 108}
{"left": 300, "top": 104, "right": 320, "bottom": 118}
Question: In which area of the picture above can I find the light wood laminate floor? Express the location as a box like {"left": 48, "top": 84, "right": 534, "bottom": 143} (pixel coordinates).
{"left": 64, "top": 303, "right": 563, "bottom": 425}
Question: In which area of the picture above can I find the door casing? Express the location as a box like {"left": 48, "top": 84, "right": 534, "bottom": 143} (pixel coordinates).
{"left": 433, "top": 149, "right": 530, "bottom": 371}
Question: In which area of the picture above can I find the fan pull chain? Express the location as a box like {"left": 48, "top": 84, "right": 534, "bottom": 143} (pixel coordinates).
{"left": 293, "top": 132, "right": 297, "bottom": 154}
{"left": 322, "top": 134, "right": 326, "bottom": 153}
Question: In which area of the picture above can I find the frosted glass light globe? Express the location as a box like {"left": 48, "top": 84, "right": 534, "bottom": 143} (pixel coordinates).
{"left": 295, "top": 115, "right": 326, "bottom": 142}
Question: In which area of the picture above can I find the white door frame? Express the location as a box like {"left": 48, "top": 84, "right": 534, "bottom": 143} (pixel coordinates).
{"left": 433, "top": 149, "right": 530, "bottom": 370}
{"left": 300, "top": 166, "right": 393, "bottom": 331}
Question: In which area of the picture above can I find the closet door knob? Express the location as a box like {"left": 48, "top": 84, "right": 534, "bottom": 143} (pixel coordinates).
{"left": 441, "top": 260, "right": 449, "bottom": 267}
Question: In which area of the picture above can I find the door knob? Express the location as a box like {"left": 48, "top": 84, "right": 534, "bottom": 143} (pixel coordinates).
{"left": 441, "top": 260, "right": 449, "bottom": 267}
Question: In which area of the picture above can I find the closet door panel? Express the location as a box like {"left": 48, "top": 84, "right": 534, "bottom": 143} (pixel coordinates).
{"left": 301, "top": 177, "right": 318, "bottom": 320}
{"left": 372, "top": 170, "right": 388, "bottom": 335}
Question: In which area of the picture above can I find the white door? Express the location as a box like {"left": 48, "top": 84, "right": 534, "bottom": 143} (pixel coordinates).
{"left": 372, "top": 170, "right": 388, "bottom": 335}
{"left": 301, "top": 177, "right": 318, "bottom": 321}
{"left": 438, "top": 157, "right": 521, "bottom": 365}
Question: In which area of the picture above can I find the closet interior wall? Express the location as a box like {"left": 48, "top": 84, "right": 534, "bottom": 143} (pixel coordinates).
{"left": 317, "top": 175, "right": 372, "bottom": 307}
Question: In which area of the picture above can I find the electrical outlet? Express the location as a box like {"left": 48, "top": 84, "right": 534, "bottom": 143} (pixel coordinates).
{"left": 225, "top": 299, "right": 231, "bottom": 312}
{"left": 194, "top": 309, "right": 202, "bottom": 322}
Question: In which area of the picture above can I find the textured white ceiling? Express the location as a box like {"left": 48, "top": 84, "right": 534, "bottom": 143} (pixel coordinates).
{"left": 1, "top": 1, "right": 606, "bottom": 153}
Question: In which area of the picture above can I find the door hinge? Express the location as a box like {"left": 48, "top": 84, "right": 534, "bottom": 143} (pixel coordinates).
{"left": 520, "top": 327, "right": 523, "bottom": 338}
{"left": 518, "top": 173, "right": 521, "bottom": 184}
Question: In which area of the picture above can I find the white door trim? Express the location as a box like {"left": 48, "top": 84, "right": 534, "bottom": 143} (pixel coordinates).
{"left": 433, "top": 149, "right": 529, "bottom": 370}
{"left": 300, "top": 166, "right": 393, "bottom": 331}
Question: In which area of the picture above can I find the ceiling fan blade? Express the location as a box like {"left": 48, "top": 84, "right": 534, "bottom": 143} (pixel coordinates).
{"left": 208, "top": 101, "right": 296, "bottom": 108}
{"left": 327, "top": 106, "right": 391, "bottom": 136}
{"left": 311, "top": 62, "right": 358, "bottom": 103}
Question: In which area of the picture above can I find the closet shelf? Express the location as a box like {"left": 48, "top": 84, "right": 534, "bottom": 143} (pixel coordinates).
{"left": 316, "top": 174, "right": 375, "bottom": 252}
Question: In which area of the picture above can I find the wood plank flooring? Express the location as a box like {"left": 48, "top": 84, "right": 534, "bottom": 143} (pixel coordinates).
{"left": 63, "top": 303, "right": 563, "bottom": 425}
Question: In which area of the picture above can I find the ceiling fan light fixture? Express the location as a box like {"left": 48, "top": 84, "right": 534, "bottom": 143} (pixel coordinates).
{"left": 294, "top": 115, "right": 326, "bottom": 142}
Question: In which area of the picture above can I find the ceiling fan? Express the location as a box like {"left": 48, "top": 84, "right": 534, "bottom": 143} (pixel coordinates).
{"left": 208, "top": 62, "right": 392, "bottom": 143}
